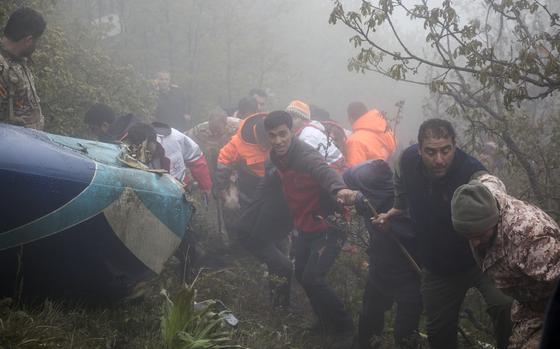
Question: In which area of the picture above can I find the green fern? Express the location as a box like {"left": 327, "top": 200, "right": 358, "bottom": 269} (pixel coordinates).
{"left": 161, "top": 284, "right": 245, "bottom": 349}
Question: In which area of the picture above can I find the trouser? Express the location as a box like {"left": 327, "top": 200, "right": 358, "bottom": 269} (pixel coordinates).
{"left": 294, "top": 228, "right": 353, "bottom": 332}
{"left": 241, "top": 237, "right": 293, "bottom": 306}
{"left": 358, "top": 276, "right": 422, "bottom": 349}
{"left": 422, "top": 266, "right": 513, "bottom": 349}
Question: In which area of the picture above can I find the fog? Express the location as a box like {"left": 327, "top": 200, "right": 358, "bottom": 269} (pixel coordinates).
{"left": 58, "top": 0, "right": 430, "bottom": 144}
{"left": 267, "top": 0, "right": 428, "bottom": 143}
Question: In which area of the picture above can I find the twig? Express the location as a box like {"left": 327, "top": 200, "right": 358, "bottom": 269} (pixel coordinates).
{"left": 182, "top": 244, "right": 191, "bottom": 285}
{"left": 362, "top": 198, "right": 422, "bottom": 276}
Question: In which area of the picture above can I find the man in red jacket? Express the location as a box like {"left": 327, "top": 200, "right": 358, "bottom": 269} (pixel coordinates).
{"left": 264, "top": 110, "right": 357, "bottom": 346}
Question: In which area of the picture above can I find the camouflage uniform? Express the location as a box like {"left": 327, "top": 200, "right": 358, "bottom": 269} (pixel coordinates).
{"left": 0, "top": 44, "right": 43, "bottom": 129}
{"left": 477, "top": 174, "right": 560, "bottom": 349}
{"left": 187, "top": 117, "right": 239, "bottom": 171}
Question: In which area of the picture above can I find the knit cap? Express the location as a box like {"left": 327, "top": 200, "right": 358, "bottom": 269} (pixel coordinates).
{"left": 286, "top": 100, "right": 311, "bottom": 120}
{"left": 451, "top": 180, "right": 499, "bottom": 237}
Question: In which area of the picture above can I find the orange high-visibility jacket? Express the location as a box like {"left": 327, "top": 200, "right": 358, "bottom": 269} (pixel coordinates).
{"left": 346, "top": 109, "right": 397, "bottom": 166}
{"left": 217, "top": 113, "right": 268, "bottom": 177}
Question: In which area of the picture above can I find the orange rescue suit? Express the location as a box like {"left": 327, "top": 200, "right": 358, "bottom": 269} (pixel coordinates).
{"left": 217, "top": 113, "right": 268, "bottom": 177}
{"left": 346, "top": 109, "right": 397, "bottom": 166}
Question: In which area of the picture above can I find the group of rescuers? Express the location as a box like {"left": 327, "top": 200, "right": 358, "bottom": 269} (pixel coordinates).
{"left": 3, "top": 7, "right": 560, "bottom": 349}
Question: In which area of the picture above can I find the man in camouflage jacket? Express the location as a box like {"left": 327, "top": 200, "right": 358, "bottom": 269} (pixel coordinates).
{"left": 452, "top": 174, "right": 560, "bottom": 349}
{"left": 187, "top": 108, "right": 240, "bottom": 172}
{"left": 0, "top": 7, "right": 46, "bottom": 130}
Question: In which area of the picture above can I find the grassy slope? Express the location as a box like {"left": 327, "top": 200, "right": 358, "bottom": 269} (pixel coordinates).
{"left": 0, "top": 200, "right": 495, "bottom": 349}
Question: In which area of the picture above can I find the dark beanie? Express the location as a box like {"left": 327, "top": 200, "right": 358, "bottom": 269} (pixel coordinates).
{"left": 343, "top": 160, "right": 394, "bottom": 210}
{"left": 451, "top": 180, "right": 499, "bottom": 237}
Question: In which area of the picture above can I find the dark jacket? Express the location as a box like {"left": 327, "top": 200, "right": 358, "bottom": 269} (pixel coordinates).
{"left": 540, "top": 280, "right": 560, "bottom": 349}
{"left": 155, "top": 86, "right": 189, "bottom": 131}
{"left": 232, "top": 160, "right": 292, "bottom": 242}
{"left": 100, "top": 114, "right": 140, "bottom": 143}
{"left": 399, "top": 144, "right": 486, "bottom": 275}
{"left": 270, "top": 137, "right": 345, "bottom": 233}
{"left": 344, "top": 160, "right": 419, "bottom": 279}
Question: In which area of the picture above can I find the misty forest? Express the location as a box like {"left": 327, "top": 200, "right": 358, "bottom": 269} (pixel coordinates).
{"left": 1, "top": 0, "right": 560, "bottom": 348}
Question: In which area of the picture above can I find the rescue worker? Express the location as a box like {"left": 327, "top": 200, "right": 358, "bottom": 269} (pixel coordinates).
{"left": 345, "top": 102, "right": 396, "bottom": 166}
{"left": 233, "top": 100, "right": 345, "bottom": 308}
{"left": 213, "top": 110, "right": 269, "bottom": 224}
{"left": 373, "top": 118, "right": 513, "bottom": 349}
{"left": 123, "top": 123, "right": 169, "bottom": 169}
{"left": 212, "top": 104, "right": 289, "bottom": 306}
{"left": 151, "top": 122, "right": 212, "bottom": 194}
{"left": 264, "top": 110, "right": 357, "bottom": 348}
{"left": 344, "top": 160, "right": 422, "bottom": 349}
{"left": 0, "top": 7, "right": 46, "bottom": 129}
{"left": 232, "top": 159, "right": 293, "bottom": 307}
{"left": 83, "top": 103, "right": 139, "bottom": 142}
{"left": 249, "top": 88, "right": 268, "bottom": 112}
{"left": 286, "top": 100, "right": 345, "bottom": 169}
{"left": 154, "top": 71, "right": 190, "bottom": 131}
{"left": 322, "top": 119, "right": 349, "bottom": 158}
{"left": 124, "top": 122, "right": 212, "bottom": 194}
{"left": 187, "top": 107, "right": 240, "bottom": 173}
{"left": 124, "top": 122, "right": 210, "bottom": 274}
{"left": 451, "top": 175, "right": 560, "bottom": 349}
{"left": 309, "top": 104, "right": 350, "bottom": 157}
{"left": 236, "top": 96, "right": 259, "bottom": 119}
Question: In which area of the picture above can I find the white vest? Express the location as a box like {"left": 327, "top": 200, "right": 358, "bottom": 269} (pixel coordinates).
{"left": 157, "top": 128, "right": 202, "bottom": 181}
{"left": 298, "top": 121, "right": 343, "bottom": 165}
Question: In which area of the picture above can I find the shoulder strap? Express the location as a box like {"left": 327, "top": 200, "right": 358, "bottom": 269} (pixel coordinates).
{"left": 299, "top": 122, "right": 336, "bottom": 162}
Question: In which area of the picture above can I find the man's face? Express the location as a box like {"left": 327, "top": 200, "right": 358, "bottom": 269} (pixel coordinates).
{"left": 419, "top": 137, "right": 456, "bottom": 178}
{"left": 208, "top": 117, "right": 227, "bottom": 136}
{"left": 88, "top": 121, "right": 110, "bottom": 139}
{"left": 156, "top": 72, "right": 171, "bottom": 92}
{"left": 468, "top": 226, "right": 497, "bottom": 250}
{"left": 254, "top": 95, "right": 267, "bottom": 112}
{"left": 20, "top": 36, "right": 40, "bottom": 57}
{"left": 291, "top": 114, "right": 305, "bottom": 130}
{"left": 267, "top": 124, "right": 292, "bottom": 156}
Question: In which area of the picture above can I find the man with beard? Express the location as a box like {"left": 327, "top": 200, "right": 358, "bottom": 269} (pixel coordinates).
{"left": 0, "top": 7, "right": 46, "bottom": 129}
{"left": 374, "top": 118, "right": 513, "bottom": 349}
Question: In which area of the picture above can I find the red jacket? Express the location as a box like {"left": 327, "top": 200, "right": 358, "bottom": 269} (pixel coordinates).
{"left": 270, "top": 138, "right": 346, "bottom": 233}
